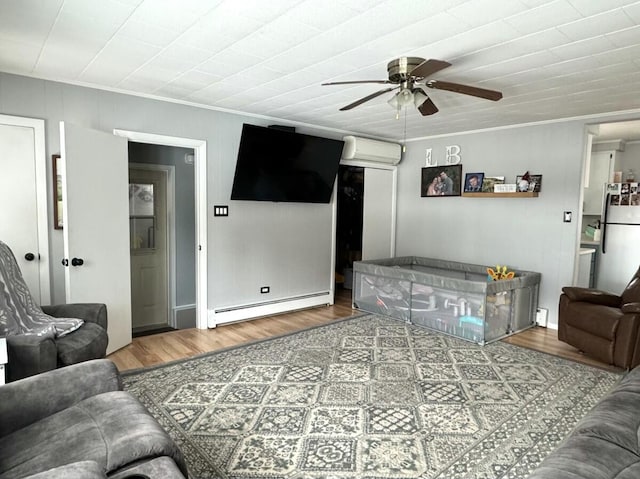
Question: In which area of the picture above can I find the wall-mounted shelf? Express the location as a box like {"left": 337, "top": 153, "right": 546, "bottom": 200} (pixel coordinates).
{"left": 462, "top": 192, "right": 539, "bottom": 198}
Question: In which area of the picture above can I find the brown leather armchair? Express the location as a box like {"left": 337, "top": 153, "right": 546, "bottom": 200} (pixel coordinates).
{"left": 558, "top": 266, "right": 640, "bottom": 368}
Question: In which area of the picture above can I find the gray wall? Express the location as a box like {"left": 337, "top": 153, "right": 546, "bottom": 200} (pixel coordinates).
{"left": 397, "top": 119, "right": 631, "bottom": 328}
{"left": 618, "top": 142, "right": 640, "bottom": 176}
{"left": 0, "top": 72, "right": 341, "bottom": 312}
{"left": 128, "top": 142, "right": 196, "bottom": 307}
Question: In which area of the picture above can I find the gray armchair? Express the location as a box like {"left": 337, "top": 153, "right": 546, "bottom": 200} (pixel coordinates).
{"left": 0, "top": 240, "right": 108, "bottom": 382}
{"left": 0, "top": 359, "right": 188, "bottom": 478}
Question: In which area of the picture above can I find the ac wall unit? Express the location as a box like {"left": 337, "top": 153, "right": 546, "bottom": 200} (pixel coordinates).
{"left": 342, "top": 135, "right": 402, "bottom": 165}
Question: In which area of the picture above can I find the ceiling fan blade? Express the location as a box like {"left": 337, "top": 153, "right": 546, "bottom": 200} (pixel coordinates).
{"left": 410, "top": 59, "right": 451, "bottom": 78}
{"left": 322, "top": 80, "right": 393, "bottom": 86}
{"left": 427, "top": 80, "right": 503, "bottom": 101}
{"left": 417, "top": 97, "right": 439, "bottom": 116}
{"left": 339, "top": 87, "right": 398, "bottom": 111}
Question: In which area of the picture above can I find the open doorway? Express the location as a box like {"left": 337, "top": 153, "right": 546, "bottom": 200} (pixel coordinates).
{"left": 128, "top": 142, "right": 196, "bottom": 336}
{"left": 578, "top": 119, "right": 640, "bottom": 292}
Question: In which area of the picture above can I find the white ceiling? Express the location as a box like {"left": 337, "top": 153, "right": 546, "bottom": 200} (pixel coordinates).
{"left": 2, "top": 0, "right": 640, "bottom": 141}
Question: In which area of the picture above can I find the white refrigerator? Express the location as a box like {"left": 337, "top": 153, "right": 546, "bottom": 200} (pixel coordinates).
{"left": 597, "top": 182, "right": 640, "bottom": 293}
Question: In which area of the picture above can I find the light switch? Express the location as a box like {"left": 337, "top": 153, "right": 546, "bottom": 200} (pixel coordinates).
{"left": 563, "top": 211, "right": 572, "bottom": 223}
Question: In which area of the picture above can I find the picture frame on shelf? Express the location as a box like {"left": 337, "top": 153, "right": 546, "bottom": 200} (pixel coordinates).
{"left": 481, "top": 176, "right": 504, "bottom": 193}
{"left": 516, "top": 174, "right": 543, "bottom": 192}
{"left": 52, "top": 154, "right": 63, "bottom": 229}
{"left": 464, "top": 172, "right": 484, "bottom": 192}
{"left": 421, "top": 164, "right": 462, "bottom": 197}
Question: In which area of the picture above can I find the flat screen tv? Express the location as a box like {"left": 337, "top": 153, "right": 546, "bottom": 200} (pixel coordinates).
{"left": 230, "top": 124, "right": 345, "bottom": 203}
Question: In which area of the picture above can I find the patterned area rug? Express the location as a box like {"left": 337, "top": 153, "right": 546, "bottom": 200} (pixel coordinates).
{"left": 122, "top": 314, "right": 621, "bottom": 479}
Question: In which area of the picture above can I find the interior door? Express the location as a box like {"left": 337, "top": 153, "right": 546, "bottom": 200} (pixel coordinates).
{"left": 60, "top": 122, "right": 131, "bottom": 353}
{"left": 362, "top": 167, "right": 396, "bottom": 260}
{"left": 0, "top": 116, "right": 49, "bottom": 304}
{"left": 129, "top": 167, "right": 169, "bottom": 332}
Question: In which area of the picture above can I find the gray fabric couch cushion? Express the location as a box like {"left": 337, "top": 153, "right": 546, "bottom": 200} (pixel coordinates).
{"left": 109, "top": 457, "right": 185, "bottom": 479}
{"left": 56, "top": 321, "right": 108, "bottom": 366}
{"left": 23, "top": 461, "right": 106, "bottom": 479}
{"left": 0, "top": 391, "right": 185, "bottom": 479}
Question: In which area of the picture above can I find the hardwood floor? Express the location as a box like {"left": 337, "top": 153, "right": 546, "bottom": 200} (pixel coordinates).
{"left": 108, "top": 289, "right": 622, "bottom": 373}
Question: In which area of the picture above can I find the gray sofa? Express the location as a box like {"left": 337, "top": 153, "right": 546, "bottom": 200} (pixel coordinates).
{"left": 0, "top": 359, "right": 188, "bottom": 479}
{"left": 527, "top": 365, "right": 640, "bottom": 478}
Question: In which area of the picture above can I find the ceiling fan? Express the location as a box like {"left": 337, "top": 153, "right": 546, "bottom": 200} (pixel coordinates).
{"left": 322, "top": 57, "right": 503, "bottom": 117}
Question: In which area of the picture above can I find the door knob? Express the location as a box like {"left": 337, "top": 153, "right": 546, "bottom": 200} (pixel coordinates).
{"left": 24, "top": 253, "right": 35, "bottom": 261}
{"left": 71, "top": 257, "right": 84, "bottom": 266}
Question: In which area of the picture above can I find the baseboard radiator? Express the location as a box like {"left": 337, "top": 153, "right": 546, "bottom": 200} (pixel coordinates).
{"left": 209, "top": 291, "right": 333, "bottom": 327}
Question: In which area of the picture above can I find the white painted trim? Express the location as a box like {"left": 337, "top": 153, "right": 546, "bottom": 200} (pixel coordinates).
{"left": 114, "top": 129, "right": 208, "bottom": 330}
{"left": 211, "top": 293, "right": 331, "bottom": 325}
{"left": 340, "top": 159, "right": 397, "bottom": 170}
{"left": 129, "top": 163, "right": 176, "bottom": 328}
{"left": 329, "top": 180, "right": 337, "bottom": 306}
{"left": 405, "top": 108, "right": 640, "bottom": 142}
{"left": 0, "top": 114, "right": 50, "bottom": 305}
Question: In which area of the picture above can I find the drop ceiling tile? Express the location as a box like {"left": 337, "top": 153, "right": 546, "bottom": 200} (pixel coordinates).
{"left": 566, "top": 0, "right": 637, "bottom": 17}
{"left": 549, "top": 35, "right": 617, "bottom": 60}
{"left": 118, "top": 74, "right": 171, "bottom": 93}
{"left": 128, "top": 0, "right": 202, "bottom": 30}
{"left": 0, "top": 39, "right": 42, "bottom": 73}
{"left": 176, "top": 69, "right": 225, "bottom": 88}
{"left": 591, "top": 43, "right": 640, "bottom": 65}
{"left": 61, "top": 0, "right": 138, "bottom": 25}
{"left": 118, "top": 19, "right": 182, "bottom": 47}
{"left": 259, "top": 17, "right": 322, "bottom": 45}
{"left": 148, "top": 44, "right": 213, "bottom": 72}
{"left": 447, "top": 0, "right": 529, "bottom": 27}
{"left": 605, "top": 25, "right": 640, "bottom": 47}
{"left": 557, "top": 8, "right": 636, "bottom": 41}
{"left": 0, "top": 0, "right": 62, "bottom": 46}
{"left": 230, "top": 33, "right": 291, "bottom": 61}
{"left": 624, "top": 2, "right": 640, "bottom": 23}
{"left": 285, "top": 0, "right": 360, "bottom": 30}
{"left": 178, "top": 27, "right": 236, "bottom": 54}
{"left": 34, "top": 41, "right": 104, "bottom": 78}
{"left": 80, "top": 38, "right": 162, "bottom": 85}
{"left": 505, "top": 0, "right": 582, "bottom": 35}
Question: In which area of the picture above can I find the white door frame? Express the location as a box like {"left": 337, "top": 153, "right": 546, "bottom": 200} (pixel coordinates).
{"left": 129, "top": 163, "right": 176, "bottom": 328}
{"left": 0, "top": 114, "right": 50, "bottom": 304}
{"left": 337, "top": 159, "right": 398, "bottom": 257}
{"left": 114, "top": 129, "right": 208, "bottom": 330}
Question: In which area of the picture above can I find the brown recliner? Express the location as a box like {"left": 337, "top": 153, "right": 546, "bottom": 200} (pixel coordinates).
{"left": 558, "top": 266, "right": 640, "bottom": 369}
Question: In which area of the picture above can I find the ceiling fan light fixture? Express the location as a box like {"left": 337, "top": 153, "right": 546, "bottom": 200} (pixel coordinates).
{"left": 387, "top": 88, "right": 414, "bottom": 110}
{"left": 413, "top": 89, "right": 428, "bottom": 107}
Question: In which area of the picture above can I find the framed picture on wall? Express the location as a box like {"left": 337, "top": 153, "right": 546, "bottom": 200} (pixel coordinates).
{"left": 52, "top": 154, "right": 63, "bottom": 229}
{"left": 421, "top": 165, "right": 462, "bottom": 197}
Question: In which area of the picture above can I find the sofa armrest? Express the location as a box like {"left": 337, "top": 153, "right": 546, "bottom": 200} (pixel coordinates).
{"left": 22, "top": 461, "right": 106, "bottom": 479}
{"left": 562, "top": 287, "right": 621, "bottom": 307}
{"left": 0, "top": 359, "right": 122, "bottom": 437}
{"left": 621, "top": 302, "right": 640, "bottom": 314}
{"left": 6, "top": 334, "right": 57, "bottom": 382}
{"left": 42, "top": 303, "right": 107, "bottom": 330}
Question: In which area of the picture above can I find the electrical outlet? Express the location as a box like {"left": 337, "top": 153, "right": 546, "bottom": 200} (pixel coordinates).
{"left": 214, "top": 205, "right": 229, "bottom": 217}
{"left": 260, "top": 286, "right": 270, "bottom": 294}
{"left": 563, "top": 211, "right": 572, "bottom": 223}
